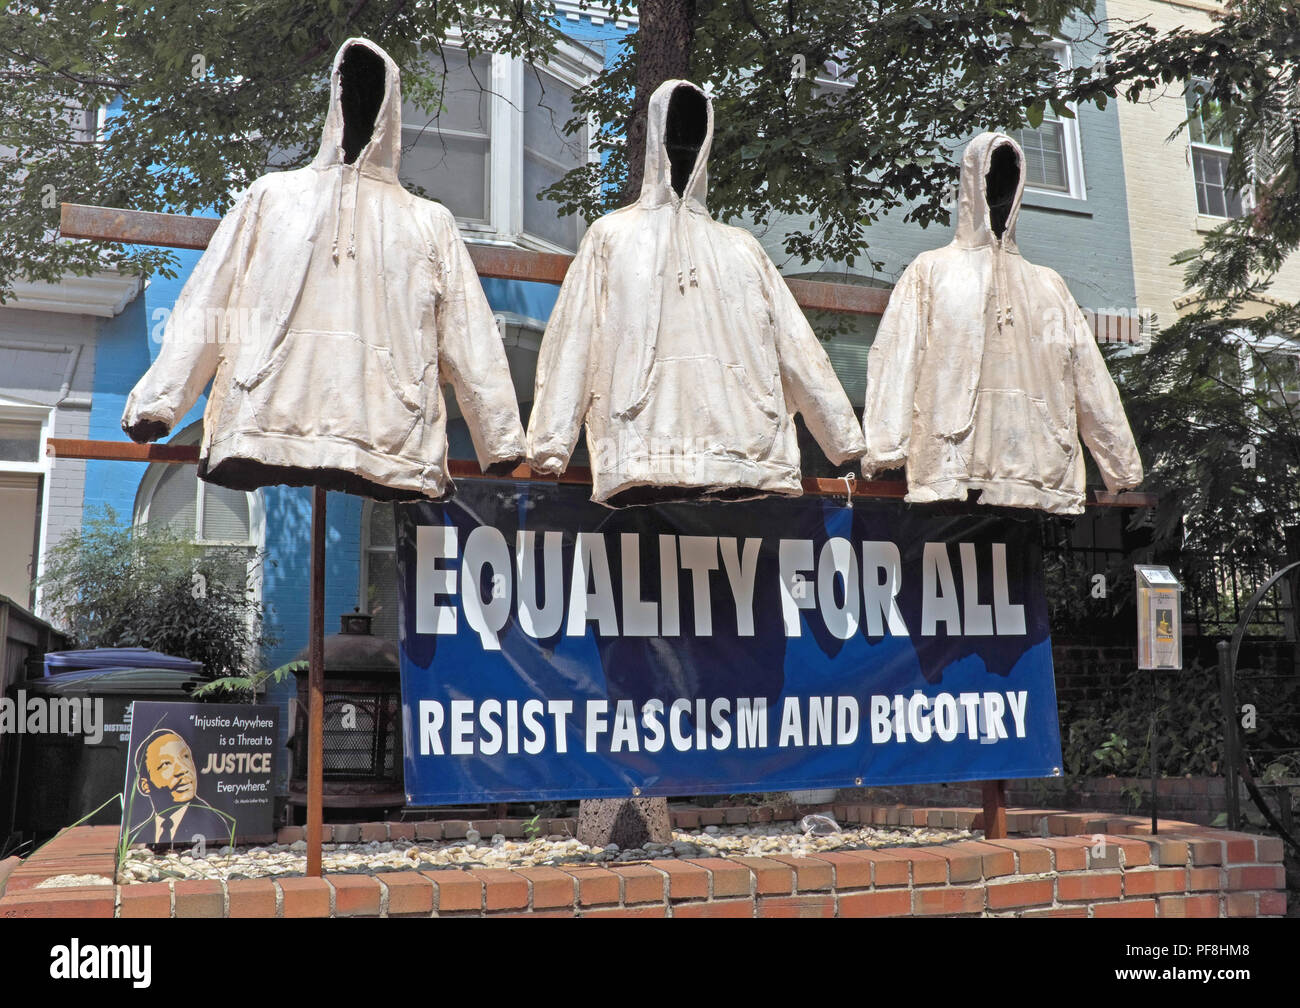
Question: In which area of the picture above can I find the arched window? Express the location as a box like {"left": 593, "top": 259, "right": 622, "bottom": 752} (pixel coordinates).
{"left": 359, "top": 500, "right": 399, "bottom": 642}
{"left": 133, "top": 422, "right": 265, "bottom": 598}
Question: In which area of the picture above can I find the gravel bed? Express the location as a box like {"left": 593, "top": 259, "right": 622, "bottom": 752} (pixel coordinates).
{"left": 79, "top": 819, "right": 978, "bottom": 885}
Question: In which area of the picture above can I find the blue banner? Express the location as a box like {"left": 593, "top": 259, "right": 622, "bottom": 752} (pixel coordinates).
{"left": 397, "top": 480, "right": 1062, "bottom": 804}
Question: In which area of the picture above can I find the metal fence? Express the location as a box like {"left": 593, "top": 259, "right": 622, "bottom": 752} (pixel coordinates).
{"left": 1182, "top": 552, "right": 1298, "bottom": 642}
{"left": 1039, "top": 513, "right": 1298, "bottom": 645}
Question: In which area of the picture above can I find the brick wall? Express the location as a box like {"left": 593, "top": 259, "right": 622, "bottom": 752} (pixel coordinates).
{"left": 1052, "top": 641, "right": 1137, "bottom": 708}
{"left": 888, "top": 777, "right": 1252, "bottom": 827}
{"left": 1, "top": 806, "right": 1285, "bottom": 918}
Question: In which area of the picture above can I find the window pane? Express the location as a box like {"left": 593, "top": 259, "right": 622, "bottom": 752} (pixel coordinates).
{"left": 524, "top": 71, "right": 582, "bottom": 166}
{"left": 201, "top": 481, "right": 251, "bottom": 542}
{"left": 1014, "top": 121, "right": 1067, "bottom": 191}
{"left": 402, "top": 49, "right": 491, "bottom": 136}
{"left": 0, "top": 420, "right": 41, "bottom": 463}
{"left": 147, "top": 464, "right": 198, "bottom": 535}
{"left": 1192, "top": 147, "right": 1242, "bottom": 218}
{"left": 364, "top": 502, "right": 399, "bottom": 641}
{"left": 524, "top": 70, "right": 586, "bottom": 250}
{"left": 368, "top": 502, "right": 395, "bottom": 548}
{"left": 402, "top": 131, "right": 490, "bottom": 221}
{"left": 200, "top": 546, "right": 253, "bottom": 597}
{"left": 400, "top": 49, "right": 492, "bottom": 223}
{"left": 1185, "top": 82, "right": 1231, "bottom": 148}
{"left": 1254, "top": 350, "right": 1300, "bottom": 405}
{"left": 366, "top": 549, "right": 400, "bottom": 642}
{"left": 0, "top": 474, "right": 39, "bottom": 604}
{"left": 523, "top": 153, "right": 579, "bottom": 249}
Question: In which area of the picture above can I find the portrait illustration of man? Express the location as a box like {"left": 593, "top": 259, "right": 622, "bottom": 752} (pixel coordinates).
{"left": 1156, "top": 609, "right": 1173, "bottom": 638}
{"left": 131, "top": 727, "right": 236, "bottom": 847}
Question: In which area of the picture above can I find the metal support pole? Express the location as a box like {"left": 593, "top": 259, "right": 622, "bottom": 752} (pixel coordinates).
{"left": 306, "top": 487, "right": 327, "bottom": 878}
{"left": 1217, "top": 640, "right": 1241, "bottom": 830}
{"left": 981, "top": 780, "right": 1007, "bottom": 839}
{"left": 1150, "top": 671, "right": 1159, "bottom": 836}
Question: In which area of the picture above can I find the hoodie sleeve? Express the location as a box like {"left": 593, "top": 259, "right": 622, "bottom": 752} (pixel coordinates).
{"left": 433, "top": 214, "right": 527, "bottom": 470}
{"left": 861, "top": 263, "right": 925, "bottom": 476}
{"left": 755, "top": 245, "right": 867, "bottom": 465}
{"left": 1067, "top": 292, "right": 1144, "bottom": 492}
{"left": 121, "top": 186, "right": 261, "bottom": 443}
{"left": 526, "top": 230, "right": 602, "bottom": 475}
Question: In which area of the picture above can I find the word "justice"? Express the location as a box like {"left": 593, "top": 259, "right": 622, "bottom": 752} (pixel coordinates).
{"left": 414, "top": 528, "right": 1026, "bottom": 649}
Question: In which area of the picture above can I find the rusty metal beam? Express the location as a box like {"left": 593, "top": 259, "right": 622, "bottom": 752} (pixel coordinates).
{"left": 59, "top": 201, "right": 1149, "bottom": 340}
{"left": 58, "top": 202, "right": 1150, "bottom": 340}
{"left": 46, "top": 437, "right": 201, "bottom": 464}
{"left": 60, "top": 203, "right": 219, "bottom": 251}
{"left": 981, "top": 779, "right": 1008, "bottom": 839}
{"left": 46, "top": 439, "right": 1154, "bottom": 508}
{"left": 306, "top": 487, "right": 326, "bottom": 878}
{"left": 467, "top": 244, "right": 573, "bottom": 286}
{"left": 60, "top": 203, "right": 887, "bottom": 315}
{"left": 785, "top": 277, "right": 892, "bottom": 317}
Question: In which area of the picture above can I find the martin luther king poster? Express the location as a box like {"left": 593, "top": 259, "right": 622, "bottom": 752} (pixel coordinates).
{"left": 122, "top": 701, "right": 277, "bottom": 848}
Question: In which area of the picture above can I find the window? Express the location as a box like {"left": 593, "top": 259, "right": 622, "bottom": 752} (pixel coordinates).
{"left": 523, "top": 68, "right": 587, "bottom": 250}
{"left": 0, "top": 418, "right": 42, "bottom": 463}
{"left": 401, "top": 48, "right": 493, "bottom": 225}
{"left": 1012, "top": 42, "right": 1085, "bottom": 199}
{"left": 360, "top": 500, "right": 398, "bottom": 642}
{"left": 1250, "top": 343, "right": 1300, "bottom": 408}
{"left": 133, "top": 422, "right": 264, "bottom": 598}
{"left": 0, "top": 409, "right": 47, "bottom": 609}
{"left": 1186, "top": 81, "right": 1245, "bottom": 219}
{"left": 398, "top": 41, "right": 601, "bottom": 252}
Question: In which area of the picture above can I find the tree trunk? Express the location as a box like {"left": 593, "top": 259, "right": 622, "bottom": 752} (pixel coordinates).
{"left": 620, "top": 0, "right": 696, "bottom": 205}
{"left": 581, "top": 0, "right": 695, "bottom": 850}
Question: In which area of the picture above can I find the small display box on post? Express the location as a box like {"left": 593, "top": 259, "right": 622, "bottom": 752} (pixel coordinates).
{"left": 1135, "top": 564, "right": 1182, "bottom": 670}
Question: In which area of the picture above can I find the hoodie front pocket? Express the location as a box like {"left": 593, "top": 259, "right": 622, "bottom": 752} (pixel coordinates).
{"left": 236, "top": 329, "right": 422, "bottom": 455}
{"left": 618, "top": 354, "right": 782, "bottom": 462}
{"left": 968, "top": 389, "right": 1071, "bottom": 485}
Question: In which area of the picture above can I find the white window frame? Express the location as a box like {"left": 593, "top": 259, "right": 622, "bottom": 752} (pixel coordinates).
{"left": 402, "top": 36, "right": 602, "bottom": 253}
{"left": 1235, "top": 331, "right": 1300, "bottom": 409}
{"left": 1016, "top": 40, "right": 1086, "bottom": 201}
{"left": 0, "top": 397, "right": 53, "bottom": 610}
{"left": 1185, "top": 79, "right": 1249, "bottom": 221}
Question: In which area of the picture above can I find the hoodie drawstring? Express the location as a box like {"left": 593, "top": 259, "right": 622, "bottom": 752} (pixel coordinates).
{"left": 672, "top": 199, "right": 699, "bottom": 293}
{"left": 331, "top": 164, "right": 361, "bottom": 264}
{"left": 348, "top": 168, "right": 359, "bottom": 259}
{"left": 992, "top": 237, "right": 1013, "bottom": 331}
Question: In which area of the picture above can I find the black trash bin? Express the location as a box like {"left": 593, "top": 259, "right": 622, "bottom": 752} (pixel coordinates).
{"left": 5, "top": 664, "right": 203, "bottom": 847}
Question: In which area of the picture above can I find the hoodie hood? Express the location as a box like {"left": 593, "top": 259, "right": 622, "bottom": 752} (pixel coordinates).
{"left": 311, "top": 37, "right": 402, "bottom": 182}
{"left": 955, "top": 132, "right": 1025, "bottom": 251}
{"left": 640, "top": 79, "right": 713, "bottom": 209}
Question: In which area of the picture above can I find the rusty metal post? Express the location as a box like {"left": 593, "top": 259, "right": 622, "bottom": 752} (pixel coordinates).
{"left": 981, "top": 779, "right": 1007, "bottom": 839}
{"left": 306, "top": 487, "right": 327, "bottom": 877}
{"left": 1217, "top": 640, "right": 1240, "bottom": 830}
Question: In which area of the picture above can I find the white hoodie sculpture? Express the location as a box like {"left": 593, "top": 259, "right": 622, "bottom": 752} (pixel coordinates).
{"left": 527, "top": 79, "right": 867, "bottom": 506}
{"left": 122, "top": 38, "right": 525, "bottom": 501}
{"left": 861, "top": 132, "right": 1143, "bottom": 515}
